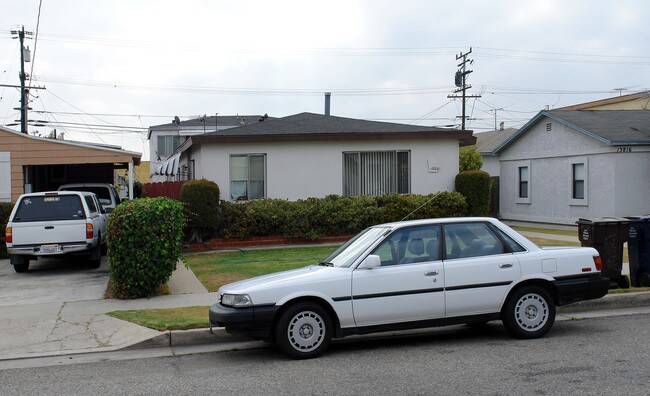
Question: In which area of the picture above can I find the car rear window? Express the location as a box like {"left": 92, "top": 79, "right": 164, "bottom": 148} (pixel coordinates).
{"left": 60, "top": 186, "right": 111, "bottom": 205}
{"left": 12, "top": 195, "right": 86, "bottom": 222}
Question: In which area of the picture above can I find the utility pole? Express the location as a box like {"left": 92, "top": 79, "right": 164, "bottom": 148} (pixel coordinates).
{"left": 447, "top": 47, "right": 481, "bottom": 130}
{"left": 11, "top": 26, "right": 33, "bottom": 134}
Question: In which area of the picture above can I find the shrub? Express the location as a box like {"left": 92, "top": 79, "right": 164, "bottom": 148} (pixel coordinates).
{"left": 0, "top": 202, "right": 15, "bottom": 259}
{"left": 107, "top": 198, "right": 185, "bottom": 299}
{"left": 217, "top": 193, "right": 466, "bottom": 240}
{"left": 180, "top": 179, "right": 220, "bottom": 242}
{"left": 455, "top": 170, "right": 491, "bottom": 216}
{"left": 459, "top": 145, "right": 483, "bottom": 171}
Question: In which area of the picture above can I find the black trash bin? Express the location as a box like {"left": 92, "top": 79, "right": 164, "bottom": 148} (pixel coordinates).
{"left": 625, "top": 215, "right": 650, "bottom": 287}
{"left": 576, "top": 217, "right": 630, "bottom": 288}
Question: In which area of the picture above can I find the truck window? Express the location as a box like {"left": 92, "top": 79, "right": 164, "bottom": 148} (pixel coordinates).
{"left": 12, "top": 195, "right": 85, "bottom": 222}
{"left": 84, "top": 196, "right": 98, "bottom": 214}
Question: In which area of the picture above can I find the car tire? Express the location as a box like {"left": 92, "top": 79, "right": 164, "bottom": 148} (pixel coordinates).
{"left": 502, "top": 286, "right": 555, "bottom": 339}
{"left": 275, "top": 302, "right": 333, "bottom": 359}
{"left": 10, "top": 255, "right": 30, "bottom": 273}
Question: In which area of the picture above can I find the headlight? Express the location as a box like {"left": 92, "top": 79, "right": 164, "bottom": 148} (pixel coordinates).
{"left": 221, "top": 293, "right": 253, "bottom": 307}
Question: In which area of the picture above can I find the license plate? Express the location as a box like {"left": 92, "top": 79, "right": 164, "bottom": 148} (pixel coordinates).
{"left": 40, "top": 244, "right": 59, "bottom": 254}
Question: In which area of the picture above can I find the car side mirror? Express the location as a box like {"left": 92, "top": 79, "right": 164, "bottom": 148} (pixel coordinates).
{"left": 360, "top": 254, "right": 381, "bottom": 269}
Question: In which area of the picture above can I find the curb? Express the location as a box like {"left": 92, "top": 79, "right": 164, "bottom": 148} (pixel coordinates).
{"left": 126, "top": 291, "right": 650, "bottom": 350}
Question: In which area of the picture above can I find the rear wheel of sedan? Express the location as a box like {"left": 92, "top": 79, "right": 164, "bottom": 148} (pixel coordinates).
{"left": 275, "top": 302, "right": 332, "bottom": 359}
{"left": 502, "top": 286, "right": 555, "bottom": 339}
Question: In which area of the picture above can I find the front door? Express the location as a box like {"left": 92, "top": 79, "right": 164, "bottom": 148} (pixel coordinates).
{"left": 352, "top": 225, "right": 445, "bottom": 326}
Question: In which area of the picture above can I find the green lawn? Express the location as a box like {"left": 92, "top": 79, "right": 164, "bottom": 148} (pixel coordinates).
{"left": 106, "top": 306, "right": 209, "bottom": 331}
{"left": 511, "top": 226, "right": 578, "bottom": 237}
{"left": 184, "top": 245, "right": 340, "bottom": 292}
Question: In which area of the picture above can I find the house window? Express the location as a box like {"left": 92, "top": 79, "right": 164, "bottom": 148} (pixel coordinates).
{"left": 572, "top": 163, "right": 585, "bottom": 200}
{"left": 343, "top": 151, "right": 410, "bottom": 196}
{"left": 518, "top": 166, "right": 529, "bottom": 199}
{"left": 157, "top": 135, "right": 181, "bottom": 158}
{"left": 230, "top": 154, "right": 265, "bottom": 201}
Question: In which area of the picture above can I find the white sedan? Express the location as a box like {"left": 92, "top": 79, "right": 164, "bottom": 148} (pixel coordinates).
{"left": 210, "top": 217, "right": 609, "bottom": 359}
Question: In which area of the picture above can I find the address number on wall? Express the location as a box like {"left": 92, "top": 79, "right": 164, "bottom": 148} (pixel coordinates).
{"left": 616, "top": 147, "right": 632, "bottom": 153}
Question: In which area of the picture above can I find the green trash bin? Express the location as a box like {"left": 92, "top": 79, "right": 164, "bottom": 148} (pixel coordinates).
{"left": 576, "top": 217, "right": 630, "bottom": 288}
{"left": 625, "top": 215, "right": 650, "bottom": 287}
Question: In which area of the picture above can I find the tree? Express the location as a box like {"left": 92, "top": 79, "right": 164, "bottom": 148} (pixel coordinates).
{"left": 459, "top": 145, "right": 482, "bottom": 171}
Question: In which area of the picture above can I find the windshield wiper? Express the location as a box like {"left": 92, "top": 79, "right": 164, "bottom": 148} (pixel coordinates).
{"left": 317, "top": 261, "right": 334, "bottom": 267}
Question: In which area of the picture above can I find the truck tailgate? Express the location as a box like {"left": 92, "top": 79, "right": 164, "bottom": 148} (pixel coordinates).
{"left": 11, "top": 220, "right": 88, "bottom": 245}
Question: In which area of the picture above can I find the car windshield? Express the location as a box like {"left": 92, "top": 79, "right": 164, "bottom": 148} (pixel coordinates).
{"left": 320, "top": 227, "right": 390, "bottom": 268}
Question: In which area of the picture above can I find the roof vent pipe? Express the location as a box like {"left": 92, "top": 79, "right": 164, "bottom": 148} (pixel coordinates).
{"left": 324, "top": 92, "right": 331, "bottom": 116}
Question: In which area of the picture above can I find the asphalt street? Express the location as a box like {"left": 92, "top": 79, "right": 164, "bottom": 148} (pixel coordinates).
{"left": 1, "top": 313, "right": 649, "bottom": 395}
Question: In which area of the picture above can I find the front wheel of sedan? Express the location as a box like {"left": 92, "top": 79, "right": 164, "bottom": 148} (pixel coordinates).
{"left": 502, "top": 286, "right": 556, "bottom": 339}
{"left": 275, "top": 302, "right": 333, "bottom": 359}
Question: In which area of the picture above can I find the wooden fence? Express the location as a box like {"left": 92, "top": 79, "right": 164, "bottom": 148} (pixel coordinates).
{"left": 142, "top": 181, "right": 186, "bottom": 200}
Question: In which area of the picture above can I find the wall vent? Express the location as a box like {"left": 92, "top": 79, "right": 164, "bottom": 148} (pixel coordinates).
{"left": 546, "top": 123, "right": 552, "bottom": 132}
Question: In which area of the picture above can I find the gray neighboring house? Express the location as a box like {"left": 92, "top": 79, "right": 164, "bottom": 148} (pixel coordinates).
{"left": 148, "top": 114, "right": 269, "bottom": 182}
{"left": 494, "top": 110, "right": 650, "bottom": 225}
{"left": 173, "top": 112, "right": 475, "bottom": 201}
{"left": 475, "top": 127, "right": 518, "bottom": 177}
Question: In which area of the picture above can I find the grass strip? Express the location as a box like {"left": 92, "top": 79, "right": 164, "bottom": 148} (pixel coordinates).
{"left": 106, "top": 306, "right": 209, "bottom": 331}
{"left": 511, "top": 226, "right": 577, "bottom": 237}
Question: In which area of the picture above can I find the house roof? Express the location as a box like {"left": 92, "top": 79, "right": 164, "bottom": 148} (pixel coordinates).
{"left": 190, "top": 112, "right": 475, "bottom": 145}
{"left": 494, "top": 110, "right": 650, "bottom": 154}
{"left": 555, "top": 91, "right": 650, "bottom": 110}
{"left": 475, "top": 128, "right": 518, "bottom": 156}
{"left": 147, "top": 114, "right": 270, "bottom": 138}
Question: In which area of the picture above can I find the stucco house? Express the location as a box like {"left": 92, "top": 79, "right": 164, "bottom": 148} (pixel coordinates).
{"left": 475, "top": 126, "right": 518, "bottom": 177}
{"left": 495, "top": 110, "right": 650, "bottom": 225}
{"left": 148, "top": 114, "right": 268, "bottom": 182}
{"left": 167, "top": 112, "right": 474, "bottom": 201}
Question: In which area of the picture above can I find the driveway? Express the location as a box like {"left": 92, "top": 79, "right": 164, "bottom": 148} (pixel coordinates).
{"left": 0, "top": 256, "right": 110, "bottom": 307}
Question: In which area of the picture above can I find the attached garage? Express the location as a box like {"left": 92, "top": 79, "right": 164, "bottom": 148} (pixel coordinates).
{"left": 0, "top": 126, "right": 141, "bottom": 202}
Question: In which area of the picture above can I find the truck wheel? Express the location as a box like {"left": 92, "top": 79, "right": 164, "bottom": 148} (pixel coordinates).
{"left": 274, "top": 302, "right": 332, "bottom": 359}
{"left": 502, "top": 286, "right": 555, "bottom": 339}
{"left": 10, "top": 255, "right": 30, "bottom": 273}
{"left": 87, "top": 244, "right": 102, "bottom": 269}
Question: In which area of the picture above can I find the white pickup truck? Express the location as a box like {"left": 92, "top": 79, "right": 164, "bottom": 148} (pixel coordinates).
{"left": 5, "top": 191, "right": 108, "bottom": 272}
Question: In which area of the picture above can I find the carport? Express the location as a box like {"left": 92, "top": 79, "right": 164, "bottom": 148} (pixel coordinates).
{"left": 0, "top": 126, "right": 141, "bottom": 202}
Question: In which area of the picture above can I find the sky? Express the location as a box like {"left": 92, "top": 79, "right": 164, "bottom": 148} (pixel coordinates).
{"left": 1, "top": 0, "right": 649, "bottom": 160}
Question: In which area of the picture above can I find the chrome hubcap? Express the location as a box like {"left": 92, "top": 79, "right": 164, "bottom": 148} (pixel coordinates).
{"left": 515, "top": 293, "right": 548, "bottom": 331}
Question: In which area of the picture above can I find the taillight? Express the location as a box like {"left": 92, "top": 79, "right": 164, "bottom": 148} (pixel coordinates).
{"left": 593, "top": 255, "right": 603, "bottom": 271}
{"left": 5, "top": 227, "right": 12, "bottom": 244}
{"left": 86, "top": 223, "right": 94, "bottom": 239}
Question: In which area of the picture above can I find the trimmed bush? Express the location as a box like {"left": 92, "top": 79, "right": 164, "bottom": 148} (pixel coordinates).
{"left": 0, "top": 202, "right": 15, "bottom": 259}
{"left": 218, "top": 192, "right": 467, "bottom": 240}
{"left": 180, "top": 179, "right": 220, "bottom": 242}
{"left": 455, "top": 170, "right": 491, "bottom": 216}
{"left": 107, "top": 198, "right": 185, "bottom": 299}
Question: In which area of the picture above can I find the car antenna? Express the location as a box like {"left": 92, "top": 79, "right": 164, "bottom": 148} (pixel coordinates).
{"left": 400, "top": 195, "right": 437, "bottom": 222}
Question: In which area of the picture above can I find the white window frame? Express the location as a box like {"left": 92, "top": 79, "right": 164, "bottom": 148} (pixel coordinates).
{"left": 229, "top": 154, "right": 266, "bottom": 201}
{"left": 342, "top": 150, "right": 410, "bottom": 197}
{"left": 569, "top": 157, "right": 588, "bottom": 206}
{"left": 515, "top": 160, "right": 531, "bottom": 204}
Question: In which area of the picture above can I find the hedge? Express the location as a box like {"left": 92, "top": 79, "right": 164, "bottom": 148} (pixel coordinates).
{"left": 455, "top": 170, "right": 491, "bottom": 216}
{"left": 218, "top": 192, "right": 467, "bottom": 240}
{"left": 107, "top": 197, "right": 185, "bottom": 299}
{"left": 180, "top": 179, "right": 220, "bottom": 242}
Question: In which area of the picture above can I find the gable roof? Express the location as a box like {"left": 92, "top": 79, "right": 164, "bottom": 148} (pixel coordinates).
{"left": 494, "top": 110, "right": 650, "bottom": 154}
{"left": 555, "top": 91, "right": 650, "bottom": 110}
{"left": 190, "top": 112, "right": 475, "bottom": 145}
{"left": 475, "top": 128, "right": 518, "bottom": 156}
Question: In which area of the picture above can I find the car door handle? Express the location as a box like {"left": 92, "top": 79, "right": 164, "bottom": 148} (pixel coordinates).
{"left": 45, "top": 226, "right": 54, "bottom": 230}
{"left": 424, "top": 271, "right": 439, "bottom": 276}
{"left": 499, "top": 264, "right": 513, "bottom": 269}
